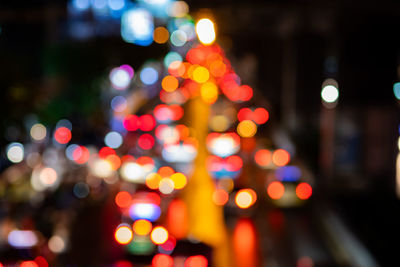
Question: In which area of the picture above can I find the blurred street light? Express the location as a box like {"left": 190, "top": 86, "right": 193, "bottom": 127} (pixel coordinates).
{"left": 195, "top": 18, "right": 216, "bottom": 45}
{"left": 320, "top": 78, "right": 339, "bottom": 182}
{"left": 321, "top": 78, "right": 339, "bottom": 108}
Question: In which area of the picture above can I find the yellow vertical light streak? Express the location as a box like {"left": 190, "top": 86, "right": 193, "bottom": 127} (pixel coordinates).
{"left": 183, "top": 96, "right": 230, "bottom": 267}
{"left": 396, "top": 153, "right": 400, "bottom": 198}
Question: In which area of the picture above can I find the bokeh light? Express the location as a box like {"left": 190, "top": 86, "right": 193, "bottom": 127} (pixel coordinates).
{"left": 120, "top": 162, "right": 145, "bottom": 182}
{"left": 91, "top": 159, "right": 114, "bottom": 178}
{"left": 132, "top": 219, "right": 152, "bottom": 236}
{"left": 115, "top": 191, "right": 132, "bottom": 208}
{"left": 140, "top": 67, "right": 159, "bottom": 85}
{"left": 394, "top": 82, "right": 400, "bottom": 100}
{"left": 207, "top": 132, "right": 240, "bottom": 157}
{"left": 120, "top": 64, "right": 134, "bottom": 79}
{"left": 123, "top": 114, "right": 140, "bottom": 131}
{"left": 72, "top": 0, "right": 90, "bottom": 11}
{"left": 138, "top": 134, "right": 155, "bottom": 150}
{"left": 129, "top": 203, "right": 161, "bottom": 221}
{"left": 164, "top": 52, "right": 182, "bottom": 68}
{"left": 115, "top": 225, "right": 133, "bottom": 245}
{"left": 153, "top": 26, "right": 169, "bottom": 44}
{"left": 8, "top": 230, "right": 38, "bottom": 248}
{"left": 233, "top": 219, "right": 258, "bottom": 267}
{"left": 150, "top": 226, "right": 169, "bottom": 245}
{"left": 162, "top": 142, "right": 197, "bottom": 163}
{"left": 253, "top": 108, "right": 269, "bottom": 124}
{"left": 167, "top": 1, "right": 189, "bottom": 17}
{"left": 34, "top": 256, "right": 48, "bottom": 267}
{"left": 154, "top": 105, "right": 174, "bottom": 123}
{"left": 20, "top": 261, "right": 38, "bottom": 267}
{"left": 146, "top": 173, "right": 162, "bottom": 189}
{"left": 48, "top": 235, "right": 66, "bottom": 253}
{"left": 296, "top": 183, "right": 312, "bottom": 200}
{"left": 137, "top": 155, "right": 155, "bottom": 168}
{"left": 31, "top": 167, "right": 60, "bottom": 191}
{"left": 108, "top": 0, "right": 126, "bottom": 11}
{"left": 225, "top": 155, "right": 243, "bottom": 172}
{"left": 192, "top": 66, "right": 209, "bottom": 83}
{"left": 239, "top": 85, "right": 253, "bottom": 101}
{"left": 152, "top": 254, "right": 173, "bottom": 267}
{"left": 209, "top": 115, "right": 230, "bottom": 132}
{"left": 158, "top": 166, "right": 175, "bottom": 177}
{"left": 30, "top": 123, "right": 47, "bottom": 141}
{"left": 99, "top": 146, "right": 116, "bottom": 159}
{"left": 110, "top": 67, "right": 131, "bottom": 90}
{"left": 267, "top": 181, "right": 285, "bottom": 200}
{"left": 168, "top": 61, "right": 186, "bottom": 77}
{"left": 72, "top": 145, "right": 90, "bottom": 164}
{"left": 139, "top": 114, "right": 156, "bottom": 131}
{"left": 237, "top": 107, "right": 252, "bottom": 121}
{"left": 272, "top": 149, "right": 290, "bottom": 167}
{"left": 170, "top": 172, "right": 187, "bottom": 189}
{"left": 321, "top": 84, "right": 339, "bottom": 103}
{"left": 254, "top": 149, "right": 272, "bottom": 167}
{"left": 170, "top": 30, "right": 187, "bottom": 46}
{"left": 156, "top": 125, "right": 179, "bottom": 144}
{"left": 210, "top": 60, "right": 226, "bottom": 77}
{"left": 276, "top": 166, "right": 301, "bottom": 182}
{"left": 121, "top": 8, "right": 154, "bottom": 46}
{"left": 111, "top": 96, "right": 128, "bottom": 112}
{"left": 54, "top": 127, "right": 72, "bottom": 144}
{"left": 185, "top": 255, "right": 208, "bottom": 267}
{"left": 162, "top": 75, "right": 179, "bottom": 92}
{"left": 195, "top": 18, "right": 216, "bottom": 45}
{"left": 235, "top": 189, "right": 256, "bottom": 209}
{"left": 200, "top": 82, "right": 218, "bottom": 104}
{"left": 237, "top": 120, "right": 257, "bottom": 138}
{"left": 166, "top": 199, "right": 188, "bottom": 239}
{"left": 39, "top": 167, "right": 58, "bottom": 186}
{"left": 6, "top": 142, "right": 24, "bottom": 163}
{"left": 212, "top": 189, "right": 229, "bottom": 206}
{"left": 104, "top": 131, "right": 123, "bottom": 149}
{"left": 159, "top": 236, "right": 176, "bottom": 254}
{"left": 159, "top": 178, "right": 175, "bottom": 194}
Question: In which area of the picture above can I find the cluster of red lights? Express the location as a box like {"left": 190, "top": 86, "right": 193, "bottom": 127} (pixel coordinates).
{"left": 206, "top": 132, "right": 240, "bottom": 146}
{"left": 153, "top": 104, "right": 184, "bottom": 123}
{"left": 156, "top": 44, "right": 256, "bottom": 104}
{"left": 237, "top": 107, "right": 269, "bottom": 125}
{"left": 123, "top": 114, "right": 156, "bottom": 131}
{"left": 11, "top": 256, "right": 49, "bottom": 267}
{"left": 267, "top": 181, "right": 312, "bottom": 200}
{"left": 220, "top": 78, "right": 253, "bottom": 102}
{"left": 152, "top": 254, "right": 208, "bottom": 267}
{"left": 206, "top": 155, "right": 243, "bottom": 172}
{"left": 254, "top": 149, "right": 291, "bottom": 168}
{"left": 72, "top": 145, "right": 90, "bottom": 164}
{"left": 188, "top": 45, "right": 253, "bottom": 102}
